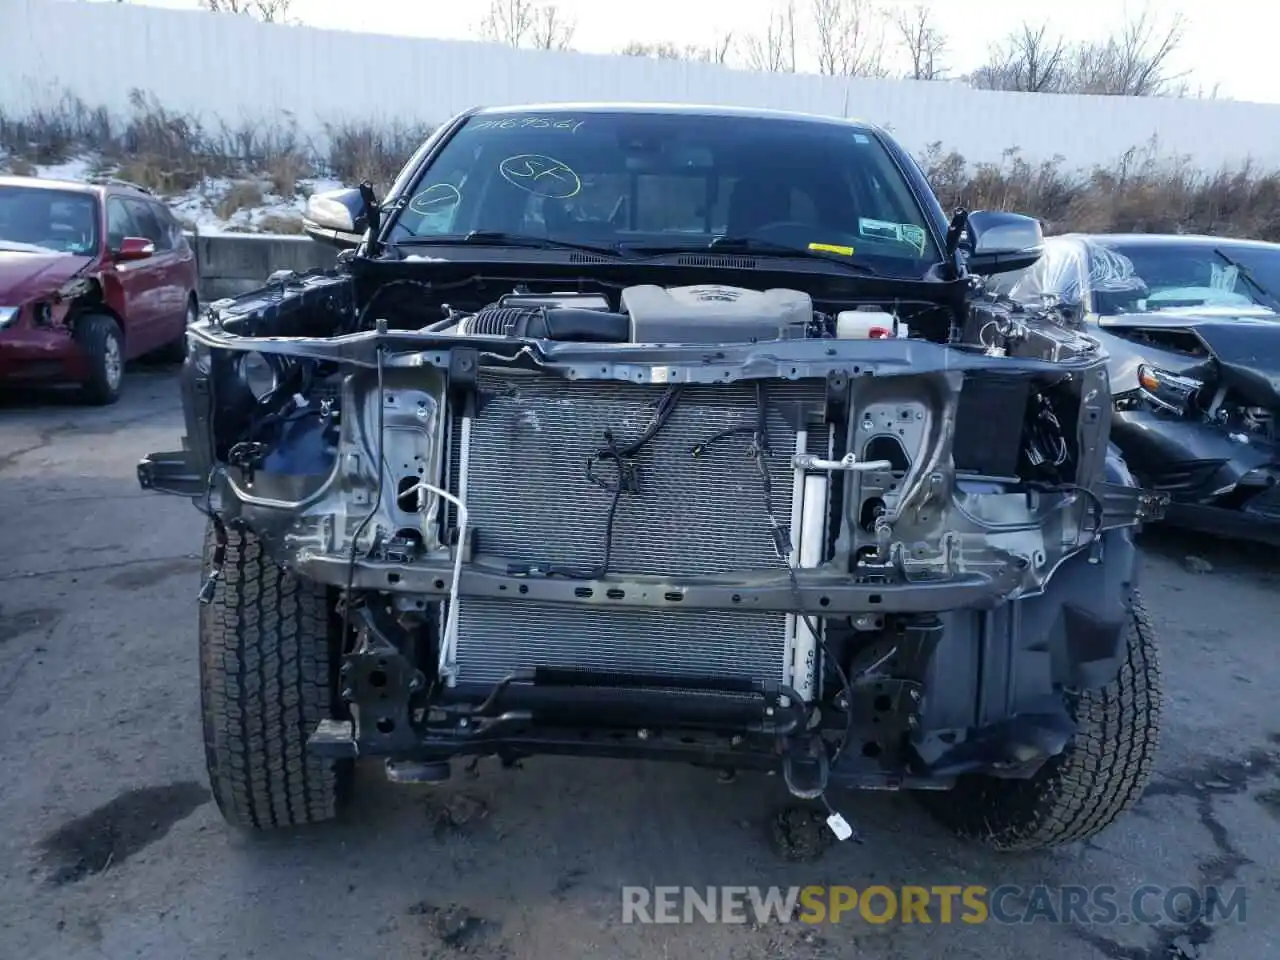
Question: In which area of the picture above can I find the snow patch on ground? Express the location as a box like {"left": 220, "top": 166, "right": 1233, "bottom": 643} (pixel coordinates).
{"left": 8, "top": 153, "right": 340, "bottom": 237}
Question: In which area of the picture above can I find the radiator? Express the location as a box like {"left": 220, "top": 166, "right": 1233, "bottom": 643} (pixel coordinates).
{"left": 445, "top": 371, "right": 825, "bottom": 688}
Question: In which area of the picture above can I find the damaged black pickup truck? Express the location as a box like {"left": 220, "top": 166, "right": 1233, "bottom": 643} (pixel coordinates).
{"left": 138, "top": 103, "right": 1167, "bottom": 851}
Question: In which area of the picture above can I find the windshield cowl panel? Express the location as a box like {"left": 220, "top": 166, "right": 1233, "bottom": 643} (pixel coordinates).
{"left": 382, "top": 111, "right": 941, "bottom": 280}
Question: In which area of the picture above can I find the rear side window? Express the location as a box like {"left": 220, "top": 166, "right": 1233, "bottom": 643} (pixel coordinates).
{"left": 124, "top": 198, "right": 171, "bottom": 251}
{"left": 150, "top": 202, "right": 187, "bottom": 249}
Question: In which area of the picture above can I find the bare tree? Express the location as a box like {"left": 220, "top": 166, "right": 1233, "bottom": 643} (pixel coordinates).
{"left": 620, "top": 37, "right": 733, "bottom": 63}
{"left": 811, "top": 0, "right": 887, "bottom": 78}
{"left": 1069, "top": 8, "right": 1187, "bottom": 95}
{"left": 200, "top": 0, "right": 292, "bottom": 20}
{"left": 478, "top": 0, "right": 534, "bottom": 47}
{"left": 479, "top": 0, "right": 577, "bottom": 50}
{"left": 744, "top": 0, "right": 798, "bottom": 73}
{"left": 529, "top": 3, "right": 575, "bottom": 50}
{"left": 971, "top": 8, "right": 1187, "bottom": 97}
{"left": 620, "top": 40, "right": 689, "bottom": 59}
{"left": 970, "top": 22, "right": 1069, "bottom": 92}
{"left": 892, "top": 2, "right": 947, "bottom": 80}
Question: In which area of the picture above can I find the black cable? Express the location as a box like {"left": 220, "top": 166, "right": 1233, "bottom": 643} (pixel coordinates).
{"left": 342, "top": 345, "right": 386, "bottom": 651}
{"left": 513, "top": 385, "right": 684, "bottom": 580}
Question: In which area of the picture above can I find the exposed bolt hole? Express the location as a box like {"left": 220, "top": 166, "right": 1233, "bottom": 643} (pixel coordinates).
{"left": 819, "top": 596, "right": 830, "bottom": 607}
{"left": 369, "top": 670, "right": 388, "bottom": 688}
{"left": 862, "top": 741, "right": 882, "bottom": 758}
{"left": 518, "top": 584, "right": 529, "bottom": 594}
{"left": 873, "top": 694, "right": 892, "bottom": 712}
{"left": 376, "top": 717, "right": 395, "bottom": 734}
{"left": 387, "top": 572, "right": 401, "bottom": 584}
{"left": 433, "top": 579, "right": 445, "bottom": 590}
{"left": 869, "top": 594, "right": 882, "bottom": 604}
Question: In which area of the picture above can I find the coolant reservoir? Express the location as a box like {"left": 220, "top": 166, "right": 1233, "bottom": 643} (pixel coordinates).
{"left": 835, "top": 310, "right": 905, "bottom": 339}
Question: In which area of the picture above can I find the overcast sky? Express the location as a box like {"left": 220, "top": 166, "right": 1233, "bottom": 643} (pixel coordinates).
{"left": 123, "top": 0, "right": 1280, "bottom": 104}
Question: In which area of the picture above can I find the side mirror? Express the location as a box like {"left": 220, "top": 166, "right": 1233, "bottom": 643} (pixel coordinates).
{"left": 114, "top": 236, "right": 155, "bottom": 262}
{"left": 302, "top": 188, "right": 367, "bottom": 249}
{"left": 962, "top": 211, "right": 1044, "bottom": 275}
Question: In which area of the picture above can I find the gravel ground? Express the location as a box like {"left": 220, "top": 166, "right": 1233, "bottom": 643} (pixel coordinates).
{"left": 1, "top": 367, "right": 1278, "bottom": 960}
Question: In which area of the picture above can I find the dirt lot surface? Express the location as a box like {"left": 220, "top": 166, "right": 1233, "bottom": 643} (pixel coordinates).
{"left": 1, "top": 367, "right": 1278, "bottom": 960}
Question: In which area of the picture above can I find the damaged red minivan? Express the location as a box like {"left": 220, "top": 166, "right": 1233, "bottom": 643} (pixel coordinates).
{"left": 0, "top": 175, "right": 199, "bottom": 404}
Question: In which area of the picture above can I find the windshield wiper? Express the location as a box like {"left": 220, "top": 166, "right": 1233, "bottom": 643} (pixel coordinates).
{"left": 393, "top": 231, "right": 633, "bottom": 258}
{"left": 1213, "top": 247, "right": 1280, "bottom": 311}
{"left": 702, "top": 236, "right": 880, "bottom": 274}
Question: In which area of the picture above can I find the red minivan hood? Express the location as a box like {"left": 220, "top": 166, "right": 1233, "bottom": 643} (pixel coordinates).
{"left": 0, "top": 249, "right": 96, "bottom": 303}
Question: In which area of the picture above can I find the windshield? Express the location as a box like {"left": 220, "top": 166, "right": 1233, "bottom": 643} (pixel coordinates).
{"left": 385, "top": 111, "right": 941, "bottom": 276}
{"left": 0, "top": 186, "right": 99, "bottom": 256}
{"left": 1088, "top": 240, "right": 1280, "bottom": 315}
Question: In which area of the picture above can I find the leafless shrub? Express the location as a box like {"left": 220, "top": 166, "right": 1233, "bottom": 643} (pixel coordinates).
{"left": 324, "top": 120, "right": 430, "bottom": 193}
{"left": 258, "top": 212, "right": 305, "bottom": 234}
{"left": 215, "top": 180, "right": 265, "bottom": 219}
{"left": 2, "top": 156, "right": 37, "bottom": 176}
{"left": 919, "top": 141, "right": 1280, "bottom": 241}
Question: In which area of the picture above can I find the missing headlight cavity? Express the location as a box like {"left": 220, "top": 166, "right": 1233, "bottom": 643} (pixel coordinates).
{"left": 239, "top": 351, "right": 276, "bottom": 400}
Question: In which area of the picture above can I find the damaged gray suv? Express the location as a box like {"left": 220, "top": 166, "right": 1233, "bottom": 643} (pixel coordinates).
{"left": 138, "top": 103, "right": 1167, "bottom": 851}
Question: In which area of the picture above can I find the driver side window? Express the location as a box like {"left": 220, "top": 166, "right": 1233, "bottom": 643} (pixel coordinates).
{"left": 106, "top": 198, "right": 138, "bottom": 251}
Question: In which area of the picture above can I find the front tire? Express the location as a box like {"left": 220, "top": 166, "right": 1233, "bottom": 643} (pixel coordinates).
{"left": 76, "top": 313, "right": 124, "bottom": 405}
{"left": 199, "top": 521, "right": 350, "bottom": 829}
{"left": 922, "top": 591, "right": 1162, "bottom": 851}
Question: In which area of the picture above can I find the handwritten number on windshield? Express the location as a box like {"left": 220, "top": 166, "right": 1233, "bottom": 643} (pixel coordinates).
{"left": 499, "top": 154, "right": 581, "bottom": 199}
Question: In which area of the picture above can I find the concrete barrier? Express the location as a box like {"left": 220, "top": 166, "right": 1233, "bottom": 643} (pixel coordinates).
{"left": 188, "top": 232, "right": 339, "bottom": 302}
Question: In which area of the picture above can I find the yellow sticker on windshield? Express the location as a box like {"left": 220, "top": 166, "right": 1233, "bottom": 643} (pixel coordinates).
{"left": 809, "top": 242, "right": 854, "bottom": 256}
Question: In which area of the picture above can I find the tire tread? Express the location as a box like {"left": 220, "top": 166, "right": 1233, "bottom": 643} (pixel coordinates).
{"left": 198, "top": 522, "right": 344, "bottom": 829}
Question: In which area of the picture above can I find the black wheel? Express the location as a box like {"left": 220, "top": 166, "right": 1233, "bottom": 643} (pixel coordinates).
{"left": 199, "top": 521, "right": 351, "bottom": 829}
{"left": 921, "top": 591, "right": 1162, "bottom": 851}
{"left": 159, "top": 296, "right": 198, "bottom": 364}
{"left": 76, "top": 313, "right": 124, "bottom": 405}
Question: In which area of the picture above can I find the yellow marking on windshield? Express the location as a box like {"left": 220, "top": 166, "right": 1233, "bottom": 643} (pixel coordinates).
{"left": 809, "top": 242, "right": 855, "bottom": 256}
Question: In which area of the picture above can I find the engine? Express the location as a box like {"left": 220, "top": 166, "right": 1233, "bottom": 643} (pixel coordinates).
{"left": 447, "top": 285, "right": 907, "bottom": 344}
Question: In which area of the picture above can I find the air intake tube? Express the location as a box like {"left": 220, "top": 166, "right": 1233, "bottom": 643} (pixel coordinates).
{"left": 459, "top": 306, "right": 629, "bottom": 343}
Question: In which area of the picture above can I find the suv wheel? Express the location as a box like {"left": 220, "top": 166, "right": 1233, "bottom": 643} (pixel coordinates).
{"left": 76, "top": 313, "right": 125, "bottom": 405}
{"left": 199, "top": 521, "right": 351, "bottom": 829}
{"left": 921, "top": 591, "right": 1162, "bottom": 851}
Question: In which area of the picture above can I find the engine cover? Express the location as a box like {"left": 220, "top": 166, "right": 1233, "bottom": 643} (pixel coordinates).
{"left": 622, "top": 284, "right": 812, "bottom": 344}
